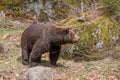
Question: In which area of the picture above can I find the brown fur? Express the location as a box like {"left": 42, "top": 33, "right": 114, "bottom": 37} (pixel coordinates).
{"left": 21, "top": 23, "right": 79, "bottom": 67}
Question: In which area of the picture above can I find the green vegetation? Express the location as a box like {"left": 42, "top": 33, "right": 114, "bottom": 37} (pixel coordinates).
{"left": 0, "top": 0, "right": 119, "bottom": 20}
{"left": 0, "top": 0, "right": 26, "bottom": 16}
{"left": 0, "top": 19, "right": 24, "bottom": 36}
{"left": 101, "top": 0, "right": 120, "bottom": 16}
{"left": 58, "top": 15, "right": 119, "bottom": 61}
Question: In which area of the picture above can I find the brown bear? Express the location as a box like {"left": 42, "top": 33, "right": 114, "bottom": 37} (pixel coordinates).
{"left": 21, "top": 23, "right": 79, "bottom": 67}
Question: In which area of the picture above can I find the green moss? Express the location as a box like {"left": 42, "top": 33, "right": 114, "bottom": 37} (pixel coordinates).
{"left": 0, "top": 19, "right": 24, "bottom": 35}
{"left": 58, "top": 16, "right": 118, "bottom": 48}
{"left": 14, "top": 10, "right": 25, "bottom": 16}
{"left": 0, "top": 6, "right": 6, "bottom": 10}
{"left": 58, "top": 15, "right": 119, "bottom": 61}
{"left": 0, "top": 29, "right": 23, "bottom": 35}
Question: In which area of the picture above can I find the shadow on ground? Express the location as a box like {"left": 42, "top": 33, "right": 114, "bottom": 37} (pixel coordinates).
{"left": 17, "top": 56, "right": 67, "bottom": 68}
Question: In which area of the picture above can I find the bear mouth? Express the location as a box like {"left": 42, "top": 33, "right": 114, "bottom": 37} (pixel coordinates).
{"left": 73, "top": 39, "right": 80, "bottom": 43}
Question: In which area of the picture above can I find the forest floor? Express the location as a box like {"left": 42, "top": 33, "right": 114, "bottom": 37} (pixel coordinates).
{"left": 0, "top": 19, "right": 120, "bottom": 80}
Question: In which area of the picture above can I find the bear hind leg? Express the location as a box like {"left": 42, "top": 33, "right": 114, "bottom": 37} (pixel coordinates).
{"left": 22, "top": 49, "right": 30, "bottom": 65}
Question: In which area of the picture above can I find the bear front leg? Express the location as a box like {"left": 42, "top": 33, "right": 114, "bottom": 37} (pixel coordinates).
{"left": 36, "top": 55, "right": 41, "bottom": 63}
{"left": 29, "top": 40, "right": 50, "bottom": 67}
{"left": 49, "top": 45, "right": 61, "bottom": 67}
{"left": 29, "top": 51, "right": 41, "bottom": 67}
{"left": 22, "top": 49, "right": 29, "bottom": 65}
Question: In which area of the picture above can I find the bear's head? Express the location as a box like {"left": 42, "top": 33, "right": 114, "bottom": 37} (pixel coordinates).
{"left": 53, "top": 27, "right": 80, "bottom": 45}
{"left": 62, "top": 28, "right": 80, "bottom": 44}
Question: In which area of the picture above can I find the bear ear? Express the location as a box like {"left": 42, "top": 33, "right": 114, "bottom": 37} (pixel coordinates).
{"left": 63, "top": 27, "right": 72, "bottom": 34}
{"left": 67, "top": 27, "right": 72, "bottom": 30}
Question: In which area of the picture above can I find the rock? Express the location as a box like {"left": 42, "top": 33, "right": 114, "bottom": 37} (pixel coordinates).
{"left": 0, "top": 10, "right": 5, "bottom": 20}
{"left": 25, "top": 0, "right": 70, "bottom": 21}
{"left": 21, "top": 66, "right": 54, "bottom": 80}
{"left": 95, "top": 40, "right": 104, "bottom": 49}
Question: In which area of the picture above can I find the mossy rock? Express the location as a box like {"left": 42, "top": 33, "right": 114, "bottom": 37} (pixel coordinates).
{"left": 58, "top": 16, "right": 119, "bottom": 61}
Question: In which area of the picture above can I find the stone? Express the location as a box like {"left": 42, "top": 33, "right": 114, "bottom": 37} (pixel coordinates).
{"left": 21, "top": 66, "right": 54, "bottom": 80}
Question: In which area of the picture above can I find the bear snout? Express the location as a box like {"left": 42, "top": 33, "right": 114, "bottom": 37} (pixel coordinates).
{"left": 73, "top": 35, "right": 80, "bottom": 42}
{"left": 76, "top": 38, "right": 80, "bottom": 42}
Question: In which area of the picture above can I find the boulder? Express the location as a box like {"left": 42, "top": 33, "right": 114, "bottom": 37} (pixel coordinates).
{"left": 21, "top": 66, "right": 54, "bottom": 80}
